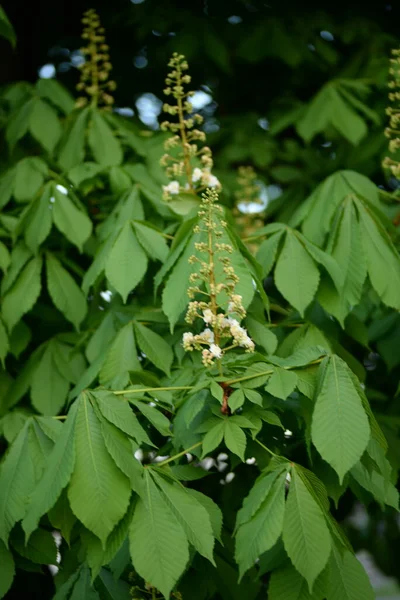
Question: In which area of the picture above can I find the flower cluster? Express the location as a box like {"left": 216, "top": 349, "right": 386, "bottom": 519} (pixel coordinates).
{"left": 75, "top": 9, "right": 116, "bottom": 110}
{"left": 160, "top": 53, "right": 221, "bottom": 201}
{"left": 182, "top": 188, "right": 254, "bottom": 366}
{"left": 383, "top": 48, "right": 400, "bottom": 177}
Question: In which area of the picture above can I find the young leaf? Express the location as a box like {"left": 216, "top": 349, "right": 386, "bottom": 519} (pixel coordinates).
{"left": 68, "top": 395, "right": 131, "bottom": 544}
{"left": 29, "top": 98, "right": 62, "bottom": 153}
{"left": 274, "top": 231, "right": 320, "bottom": 316}
{"left": 105, "top": 222, "right": 148, "bottom": 303}
{"left": 2, "top": 255, "right": 42, "bottom": 332}
{"left": 52, "top": 187, "right": 92, "bottom": 251}
{"left": 129, "top": 473, "right": 189, "bottom": 599}
{"left": 282, "top": 467, "right": 331, "bottom": 590}
{"left": 46, "top": 253, "right": 87, "bottom": 330}
{"left": 133, "top": 322, "right": 172, "bottom": 376}
{"left": 311, "top": 355, "right": 370, "bottom": 482}
{"left": 88, "top": 109, "right": 123, "bottom": 167}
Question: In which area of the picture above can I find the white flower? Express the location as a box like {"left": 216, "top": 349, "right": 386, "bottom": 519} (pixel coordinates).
{"left": 182, "top": 332, "right": 194, "bottom": 344}
{"left": 163, "top": 180, "right": 180, "bottom": 195}
{"left": 210, "top": 344, "right": 222, "bottom": 358}
{"left": 201, "top": 328, "right": 214, "bottom": 343}
{"left": 203, "top": 309, "right": 213, "bottom": 324}
{"left": 207, "top": 174, "right": 220, "bottom": 188}
{"left": 192, "top": 167, "right": 203, "bottom": 183}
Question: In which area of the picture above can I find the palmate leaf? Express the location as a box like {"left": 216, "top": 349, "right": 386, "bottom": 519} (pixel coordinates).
{"left": 274, "top": 230, "right": 320, "bottom": 316}
{"left": 235, "top": 470, "right": 287, "bottom": 578}
{"left": 30, "top": 340, "right": 70, "bottom": 415}
{"left": 99, "top": 323, "right": 141, "bottom": 389}
{"left": 130, "top": 471, "right": 189, "bottom": 599}
{"left": 282, "top": 467, "right": 331, "bottom": 590}
{"left": 23, "top": 187, "right": 53, "bottom": 252}
{"left": 29, "top": 98, "right": 62, "bottom": 153}
{"left": 311, "top": 355, "right": 370, "bottom": 482}
{"left": 133, "top": 322, "right": 173, "bottom": 376}
{"left": 58, "top": 107, "right": 89, "bottom": 170}
{"left": 88, "top": 109, "right": 123, "bottom": 167}
{"left": 68, "top": 394, "right": 131, "bottom": 545}
{"left": 265, "top": 367, "right": 298, "bottom": 400}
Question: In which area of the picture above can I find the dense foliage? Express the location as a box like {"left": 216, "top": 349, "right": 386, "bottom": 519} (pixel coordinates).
{"left": 0, "top": 4, "right": 400, "bottom": 599}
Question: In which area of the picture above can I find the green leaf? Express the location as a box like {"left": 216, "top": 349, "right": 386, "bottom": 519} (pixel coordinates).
{"left": 265, "top": 367, "right": 298, "bottom": 400}
{"left": 69, "top": 567, "right": 100, "bottom": 600}
{"left": 0, "top": 6, "right": 16, "bottom": 47}
{"left": 6, "top": 99, "right": 35, "bottom": 149}
{"left": 68, "top": 394, "right": 131, "bottom": 544}
{"left": 201, "top": 421, "right": 225, "bottom": 457}
{"left": 8, "top": 321, "right": 31, "bottom": 359}
{"left": 93, "top": 390, "right": 149, "bottom": 444}
{"left": 152, "top": 471, "right": 215, "bottom": 563}
{"left": 99, "top": 323, "right": 141, "bottom": 389}
{"left": 14, "top": 157, "right": 45, "bottom": 202}
{"left": 95, "top": 568, "right": 131, "bottom": 599}
{"left": 36, "top": 79, "right": 75, "bottom": 114}
{"left": 29, "top": 98, "right": 62, "bottom": 153}
{"left": 0, "top": 170, "right": 15, "bottom": 210}
{"left": 131, "top": 400, "right": 171, "bottom": 437}
{"left": 30, "top": 342, "right": 69, "bottom": 415}
{"left": 229, "top": 389, "right": 245, "bottom": 412}
{"left": 274, "top": 231, "right": 320, "bottom": 316}
{"left": 0, "top": 540, "right": 15, "bottom": 598}
{"left": 224, "top": 420, "right": 246, "bottom": 461}
{"left": 246, "top": 316, "right": 278, "bottom": 354}
{"left": 256, "top": 231, "right": 284, "bottom": 276}
{"left": 311, "top": 355, "right": 370, "bottom": 482}
{"left": 134, "top": 322, "right": 172, "bottom": 376}
{"left": 133, "top": 221, "right": 169, "bottom": 262}
{"left": 23, "top": 187, "right": 53, "bottom": 252}
{"left": 269, "top": 562, "right": 327, "bottom": 600}
{"left": 235, "top": 471, "right": 286, "bottom": 577}
{"left": 12, "top": 527, "right": 57, "bottom": 564}
{"left": 0, "top": 319, "right": 9, "bottom": 366}
{"left": 187, "top": 489, "right": 223, "bottom": 543}
{"left": 129, "top": 472, "right": 189, "bottom": 599}
{"left": 282, "top": 467, "right": 331, "bottom": 590}
{"left": 48, "top": 490, "right": 76, "bottom": 546}
{"left": 357, "top": 201, "right": 400, "bottom": 310}
{"left": 58, "top": 108, "right": 89, "bottom": 171}
{"left": 68, "top": 162, "right": 103, "bottom": 187}
{"left": 52, "top": 187, "right": 92, "bottom": 251}
{"left": 88, "top": 109, "right": 123, "bottom": 167}
{"left": 46, "top": 253, "right": 87, "bottom": 329}
{"left": 22, "top": 402, "right": 78, "bottom": 539}
{"left": 105, "top": 222, "right": 148, "bottom": 303}
{"left": 327, "top": 545, "right": 374, "bottom": 600}
{"left": 2, "top": 255, "right": 42, "bottom": 332}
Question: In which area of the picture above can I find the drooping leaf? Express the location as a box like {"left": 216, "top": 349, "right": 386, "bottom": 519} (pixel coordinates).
{"left": 327, "top": 545, "right": 374, "bottom": 600}
{"left": 88, "top": 109, "right": 123, "bottom": 167}
{"left": 2, "top": 255, "right": 42, "bottom": 332}
{"left": 282, "top": 467, "right": 331, "bottom": 590}
{"left": 0, "top": 540, "right": 15, "bottom": 598}
{"left": 58, "top": 108, "right": 89, "bottom": 171}
{"left": 133, "top": 221, "right": 169, "bottom": 262}
{"left": 274, "top": 231, "right": 320, "bottom": 316}
{"left": 134, "top": 321, "right": 172, "bottom": 375}
{"left": 268, "top": 562, "right": 327, "bottom": 600}
{"left": 52, "top": 187, "right": 92, "bottom": 251}
{"left": 23, "top": 187, "right": 53, "bottom": 252}
{"left": 129, "top": 472, "right": 189, "bottom": 599}
{"left": 46, "top": 253, "right": 87, "bottom": 329}
{"left": 105, "top": 222, "right": 148, "bottom": 303}
{"left": 68, "top": 395, "right": 131, "bottom": 544}
{"left": 311, "top": 355, "right": 370, "bottom": 482}
{"left": 29, "top": 98, "right": 62, "bottom": 153}
{"left": 99, "top": 323, "right": 141, "bottom": 389}
{"left": 30, "top": 342, "right": 70, "bottom": 415}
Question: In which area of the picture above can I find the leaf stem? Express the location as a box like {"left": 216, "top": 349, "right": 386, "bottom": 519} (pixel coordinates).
{"left": 253, "top": 437, "right": 280, "bottom": 458}
{"left": 113, "top": 385, "right": 193, "bottom": 396}
{"left": 53, "top": 415, "right": 67, "bottom": 420}
{"left": 152, "top": 441, "right": 203, "bottom": 467}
